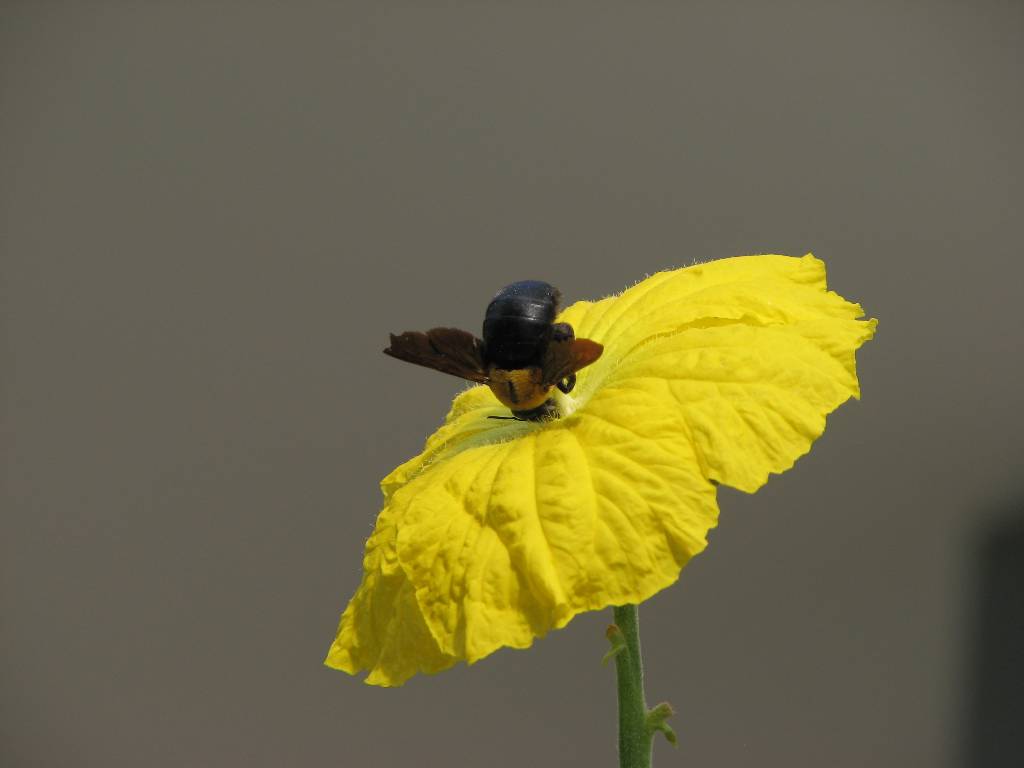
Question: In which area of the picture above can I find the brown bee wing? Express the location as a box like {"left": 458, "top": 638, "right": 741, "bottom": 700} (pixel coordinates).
{"left": 541, "top": 338, "right": 604, "bottom": 387}
{"left": 383, "top": 327, "right": 490, "bottom": 383}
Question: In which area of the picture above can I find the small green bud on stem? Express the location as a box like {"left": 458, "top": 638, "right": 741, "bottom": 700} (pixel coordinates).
{"left": 606, "top": 605, "right": 675, "bottom": 768}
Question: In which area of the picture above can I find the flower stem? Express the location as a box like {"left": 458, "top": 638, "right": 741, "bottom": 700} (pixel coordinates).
{"left": 612, "top": 604, "right": 651, "bottom": 768}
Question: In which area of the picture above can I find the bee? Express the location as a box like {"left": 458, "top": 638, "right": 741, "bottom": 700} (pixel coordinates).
{"left": 384, "top": 281, "right": 603, "bottom": 420}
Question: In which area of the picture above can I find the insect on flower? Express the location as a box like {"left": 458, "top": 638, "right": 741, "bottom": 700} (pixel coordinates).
{"left": 383, "top": 280, "right": 603, "bottom": 421}
{"left": 327, "top": 254, "right": 877, "bottom": 687}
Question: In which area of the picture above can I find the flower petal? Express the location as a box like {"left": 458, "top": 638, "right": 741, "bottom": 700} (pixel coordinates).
{"left": 558, "top": 253, "right": 876, "bottom": 492}
{"left": 389, "top": 383, "right": 717, "bottom": 678}
{"left": 324, "top": 504, "right": 457, "bottom": 686}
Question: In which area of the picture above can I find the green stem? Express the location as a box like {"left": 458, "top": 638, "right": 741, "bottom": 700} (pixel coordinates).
{"left": 613, "top": 604, "right": 651, "bottom": 768}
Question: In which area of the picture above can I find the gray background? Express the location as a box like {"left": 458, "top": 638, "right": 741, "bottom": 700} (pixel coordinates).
{"left": 2, "top": 1, "right": 1022, "bottom": 766}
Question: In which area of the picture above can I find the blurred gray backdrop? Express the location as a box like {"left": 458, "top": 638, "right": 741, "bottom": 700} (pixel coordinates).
{"left": 2, "top": 1, "right": 1022, "bottom": 766}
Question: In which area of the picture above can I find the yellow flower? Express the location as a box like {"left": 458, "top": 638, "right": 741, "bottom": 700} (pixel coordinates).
{"left": 326, "top": 253, "right": 876, "bottom": 686}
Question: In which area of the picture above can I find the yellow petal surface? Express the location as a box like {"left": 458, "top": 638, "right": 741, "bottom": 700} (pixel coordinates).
{"left": 326, "top": 253, "right": 876, "bottom": 685}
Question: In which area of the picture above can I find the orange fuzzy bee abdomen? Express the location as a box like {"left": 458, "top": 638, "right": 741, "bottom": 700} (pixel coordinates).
{"left": 487, "top": 367, "right": 551, "bottom": 411}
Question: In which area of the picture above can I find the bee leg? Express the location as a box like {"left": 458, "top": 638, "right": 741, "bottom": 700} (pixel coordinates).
{"left": 556, "top": 373, "right": 576, "bottom": 394}
{"left": 512, "top": 399, "right": 558, "bottom": 421}
{"left": 551, "top": 322, "right": 575, "bottom": 342}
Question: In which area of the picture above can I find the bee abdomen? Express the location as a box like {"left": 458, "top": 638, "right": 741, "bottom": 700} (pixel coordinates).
{"left": 482, "top": 281, "right": 560, "bottom": 368}
{"left": 487, "top": 367, "right": 551, "bottom": 411}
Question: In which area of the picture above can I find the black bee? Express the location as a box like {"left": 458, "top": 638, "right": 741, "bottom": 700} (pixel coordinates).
{"left": 384, "top": 281, "right": 603, "bottom": 420}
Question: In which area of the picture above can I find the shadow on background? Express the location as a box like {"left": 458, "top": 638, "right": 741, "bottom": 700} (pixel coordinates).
{"left": 964, "top": 506, "right": 1024, "bottom": 767}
